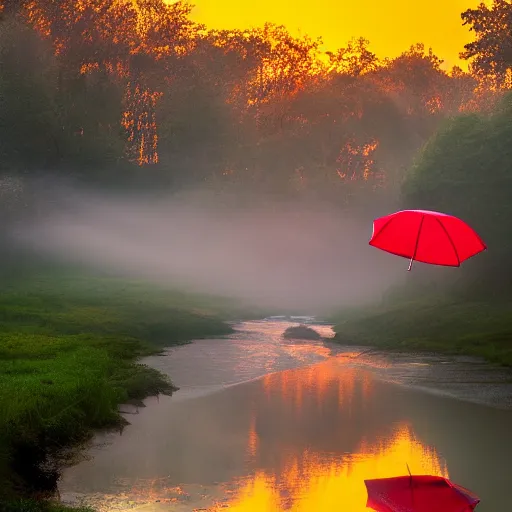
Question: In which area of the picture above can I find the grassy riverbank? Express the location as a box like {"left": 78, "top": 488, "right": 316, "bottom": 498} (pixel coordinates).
{"left": 0, "top": 270, "right": 251, "bottom": 509}
{"left": 331, "top": 297, "right": 512, "bottom": 366}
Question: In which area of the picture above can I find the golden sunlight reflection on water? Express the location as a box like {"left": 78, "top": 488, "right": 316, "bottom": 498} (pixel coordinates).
{"left": 207, "top": 361, "right": 448, "bottom": 512}
{"left": 59, "top": 321, "right": 512, "bottom": 512}
{"left": 62, "top": 343, "right": 454, "bottom": 512}
{"left": 210, "top": 425, "right": 447, "bottom": 512}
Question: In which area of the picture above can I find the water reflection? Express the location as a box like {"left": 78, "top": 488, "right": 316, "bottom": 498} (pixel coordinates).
{"left": 59, "top": 322, "right": 512, "bottom": 512}
{"left": 261, "top": 359, "right": 374, "bottom": 411}
{"left": 214, "top": 424, "right": 447, "bottom": 512}
{"left": 144, "top": 320, "right": 336, "bottom": 392}
{"left": 212, "top": 363, "right": 448, "bottom": 512}
{"left": 60, "top": 356, "right": 450, "bottom": 511}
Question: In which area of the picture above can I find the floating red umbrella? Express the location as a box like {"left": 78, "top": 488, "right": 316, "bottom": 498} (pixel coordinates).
{"left": 369, "top": 209, "right": 487, "bottom": 271}
{"left": 365, "top": 475, "right": 480, "bottom": 512}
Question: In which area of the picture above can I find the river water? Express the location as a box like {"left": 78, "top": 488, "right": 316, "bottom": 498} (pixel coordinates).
{"left": 59, "top": 319, "right": 512, "bottom": 512}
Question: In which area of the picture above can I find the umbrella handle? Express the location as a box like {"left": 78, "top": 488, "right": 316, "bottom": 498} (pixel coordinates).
{"left": 408, "top": 258, "right": 413, "bottom": 271}
{"left": 406, "top": 464, "right": 414, "bottom": 507}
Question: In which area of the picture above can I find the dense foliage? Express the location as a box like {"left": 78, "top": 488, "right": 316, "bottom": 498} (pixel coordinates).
{"left": 0, "top": 0, "right": 508, "bottom": 204}
{"left": 402, "top": 92, "right": 512, "bottom": 292}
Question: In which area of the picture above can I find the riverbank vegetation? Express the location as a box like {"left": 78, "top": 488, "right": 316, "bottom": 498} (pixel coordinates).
{"left": 0, "top": 268, "right": 241, "bottom": 507}
{"left": 332, "top": 91, "right": 512, "bottom": 366}
{"left": 332, "top": 297, "right": 512, "bottom": 365}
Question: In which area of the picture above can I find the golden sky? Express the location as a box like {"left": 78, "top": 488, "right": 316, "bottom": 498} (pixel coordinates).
{"left": 189, "top": 0, "right": 483, "bottom": 70}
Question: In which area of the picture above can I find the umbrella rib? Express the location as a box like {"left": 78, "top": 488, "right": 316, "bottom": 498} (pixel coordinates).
{"left": 408, "top": 214, "right": 425, "bottom": 271}
{"left": 435, "top": 217, "right": 460, "bottom": 266}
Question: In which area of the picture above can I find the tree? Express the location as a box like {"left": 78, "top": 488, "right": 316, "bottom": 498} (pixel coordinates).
{"left": 0, "top": 0, "right": 496, "bottom": 199}
{"left": 326, "top": 37, "right": 379, "bottom": 76}
{"left": 374, "top": 44, "right": 446, "bottom": 115}
{"left": 402, "top": 92, "right": 512, "bottom": 291}
{"left": 445, "top": 66, "right": 479, "bottom": 112}
{"left": 244, "top": 23, "right": 322, "bottom": 106}
{"left": 0, "top": 18, "right": 62, "bottom": 170}
{"left": 154, "top": 37, "right": 241, "bottom": 185}
{"left": 461, "top": 0, "right": 512, "bottom": 85}
{"left": 22, "top": 0, "right": 199, "bottom": 166}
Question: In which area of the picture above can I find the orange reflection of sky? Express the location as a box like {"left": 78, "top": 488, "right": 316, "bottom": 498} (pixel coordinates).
{"left": 247, "top": 410, "right": 259, "bottom": 458}
{"left": 262, "top": 356, "right": 380, "bottom": 409}
{"left": 213, "top": 423, "right": 448, "bottom": 512}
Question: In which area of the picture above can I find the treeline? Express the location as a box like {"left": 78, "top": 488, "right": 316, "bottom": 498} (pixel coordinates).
{"left": 398, "top": 0, "right": 512, "bottom": 294}
{"left": 0, "top": 0, "right": 509, "bottom": 202}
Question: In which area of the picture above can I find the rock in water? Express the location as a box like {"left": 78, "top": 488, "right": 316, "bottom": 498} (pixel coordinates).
{"left": 283, "top": 325, "right": 321, "bottom": 340}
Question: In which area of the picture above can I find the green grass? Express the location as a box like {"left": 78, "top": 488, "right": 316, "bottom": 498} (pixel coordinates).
{"left": 331, "top": 297, "right": 512, "bottom": 365}
{"left": 0, "top": 270, "right": 247, "bottom": 506}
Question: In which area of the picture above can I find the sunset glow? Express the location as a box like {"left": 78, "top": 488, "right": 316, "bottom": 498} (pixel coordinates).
{"left": 190, "top": 0, "right": 484, "bottom": 69}
{"left": 226, "top": 360, "right": 448, "bottom": 511}
{"left": 213, "top": 423, "right": 448, "bottom": 512}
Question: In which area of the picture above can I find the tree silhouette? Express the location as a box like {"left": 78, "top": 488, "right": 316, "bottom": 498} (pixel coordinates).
{"left": 461, "top": 0, "right": 512, "bottom": 86}
{"left": 0, "top": 0, "right": 506, "bottom": 198}
{"left": 326, "top": 37, "right": 379, "bottom": 76}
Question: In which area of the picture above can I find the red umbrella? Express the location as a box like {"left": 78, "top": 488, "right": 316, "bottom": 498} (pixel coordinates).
{"left": 369, "top": 209, "right": 487, "bottom": 271}
{"left": 365, "top": 475, "right": 480, "bottom": 512}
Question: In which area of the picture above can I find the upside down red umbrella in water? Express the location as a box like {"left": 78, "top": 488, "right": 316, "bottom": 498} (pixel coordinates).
{"left": 369, "top": 210, "right": 487, "bottom": 271}
{"left": 365, "top": 475, "right": 481, "bottom": 512}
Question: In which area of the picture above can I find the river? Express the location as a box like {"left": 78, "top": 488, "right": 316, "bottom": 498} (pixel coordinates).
{"left": 59, "top": 319, "right": 512, "bottom": 511}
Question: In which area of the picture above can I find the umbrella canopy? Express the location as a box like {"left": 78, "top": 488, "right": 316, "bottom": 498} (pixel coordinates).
{"left": 369, "top": 209, "right": 487, "bottom": 271}
{"left": 365, "top": 475, "right": 480, "bottom": 512}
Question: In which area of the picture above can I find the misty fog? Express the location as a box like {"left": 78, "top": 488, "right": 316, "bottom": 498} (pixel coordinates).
{"left": 9, "top": 183, "right": 406, "bottom": 313}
